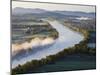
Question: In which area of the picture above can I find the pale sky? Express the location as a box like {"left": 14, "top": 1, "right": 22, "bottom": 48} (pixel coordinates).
{"left": 12, "top": 1, "right": 95, "bottom": 13}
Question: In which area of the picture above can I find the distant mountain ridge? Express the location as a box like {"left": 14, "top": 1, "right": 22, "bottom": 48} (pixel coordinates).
{"left": 55, "top": 11, "right": 95, "bottom": 18}
{"left": 12, "top": 7, "right": 95, "bottom": 18}
{"left": 12, "top": 7, "right": 47, "bottom": 14}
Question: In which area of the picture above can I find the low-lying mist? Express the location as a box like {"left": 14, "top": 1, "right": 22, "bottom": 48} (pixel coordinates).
{"left": 12, "top": 37, "right": 55, "bottom": 56}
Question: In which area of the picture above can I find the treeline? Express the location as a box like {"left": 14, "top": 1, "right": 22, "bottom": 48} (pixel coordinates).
{"left": 64, "top": 19, "right": 96, "bottom": 31}
{"left": 12, "top": 24, "right": 59, "bottom": 39}
{"left": 12, "top": 37, "right": 95, "bottom": 75}
{"left": 63, "top": 21, "right": 90, "bottom": 40}
{"left": 12, "top": 23, "right": 95, "bottom": 75}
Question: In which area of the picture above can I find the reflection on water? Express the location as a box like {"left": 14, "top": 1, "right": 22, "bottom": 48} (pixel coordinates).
{"left": 12, "top": 20, "right": 84, "bottom": 68}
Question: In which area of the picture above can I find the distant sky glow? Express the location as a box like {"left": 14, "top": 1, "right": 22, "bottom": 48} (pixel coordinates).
{"left": 12, "top": 1, "right": 95, "bottom": 13}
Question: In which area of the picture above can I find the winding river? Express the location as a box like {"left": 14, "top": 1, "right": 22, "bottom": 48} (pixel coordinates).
{"left": 12, "top": 20, "right": 84, "bottom": 68}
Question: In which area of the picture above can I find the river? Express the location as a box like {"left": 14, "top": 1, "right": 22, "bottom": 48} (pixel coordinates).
{"left": 12, "top": 20, "right": 84, "bottom": 68}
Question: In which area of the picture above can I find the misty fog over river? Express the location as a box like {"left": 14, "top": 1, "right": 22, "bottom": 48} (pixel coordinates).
{"left": 12, "top": 20, "right": 84, "bottom": 68}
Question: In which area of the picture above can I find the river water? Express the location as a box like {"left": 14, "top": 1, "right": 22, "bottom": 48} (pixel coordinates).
{"left": 12, "top": 20, "right": 84, "bottom": 68}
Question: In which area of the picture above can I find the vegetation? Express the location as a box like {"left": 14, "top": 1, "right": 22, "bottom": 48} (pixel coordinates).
{"left": 12, "top": 28, "right": 96, "bottom": 74}
{"left": 63, "top": 19, "right": 96, "bottom": 31}
{"left": 12, "top": 22, "right": 59, "bottom": 44}
{"left": 12, "top": 7, "right": 96, "bottom": 74}
{"left": 12, "top": 18, "right": 96, "bottom": 75}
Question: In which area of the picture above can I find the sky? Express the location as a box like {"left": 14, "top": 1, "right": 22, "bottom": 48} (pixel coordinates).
{"left": 12, "top": 1, "right": 96, "bottom": 13}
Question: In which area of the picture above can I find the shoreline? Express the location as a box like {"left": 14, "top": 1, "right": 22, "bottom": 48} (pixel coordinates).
{"left": 11, "top": 19, "right": 86, "bottom": 73}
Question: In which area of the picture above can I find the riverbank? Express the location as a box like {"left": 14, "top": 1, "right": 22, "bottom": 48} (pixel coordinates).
{"left": 12, "top": 20, "right": 88, "bottom": 74}
{"left": 12, "top": 36, "right": 96, "bottom": 74}
{"left": 27, "top": 54, "right": 95, "bottom": 73}
{"left": 12, "top": 20, "right": 96, "bottom": 75}
{"left": 12, "top": 21, "right": 59, "bottom": 56}
{"left": 12, "top": 20, "right": 84, "bottom": 69}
